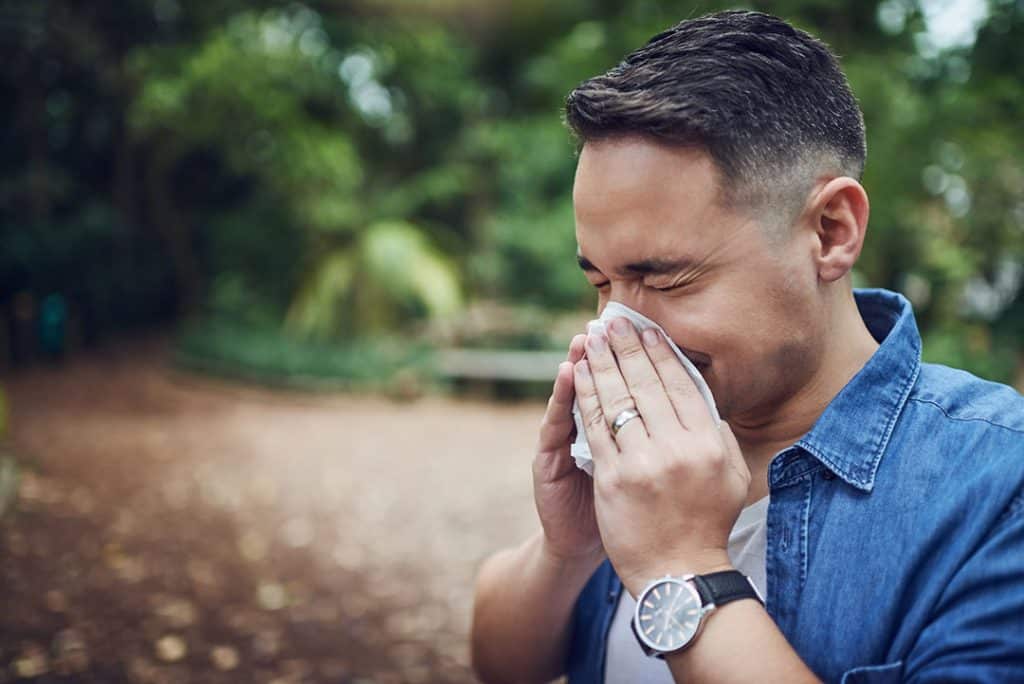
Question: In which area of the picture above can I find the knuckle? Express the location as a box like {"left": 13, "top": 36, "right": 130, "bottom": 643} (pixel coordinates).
{"left": 538, "top": 414, "right": 553, "bottom": 435}
{"left": 531, "top": 453, "right": 544, "bottom": 473}
{"left": 586, "top": 352, "right": 614, "bottom": 372}
{"left": 632, "top": 373, "right": 663, "bottom": 395}
{"left": 615, "top": 341, "right": 646, "bottom": 361}
{"left": 597, "top": 470, "right": 622, "bottom": 495}
{"left": 699, "top": 441, "right": 727, "bottom": 467}
{"left": 540, "top": 419, "right": 565, "bottom": 446}
{"left": 568, "top": 336, "right": 585, "bottom": 358}
{"left": 575, "top": 378, "right": 598, "bottom": 400}
{"left": 667, "top": 378, "right": 698, "bottom": 397}
{"left": 606, "top": 396, "right": 637, "bottom": 417}
{"left": 664, "top": 455, "right": 693, "bottom": 477}
{"left": 584, "top": 408, "right": 606, "bottom": 431}
{"left": 620, "top": 464, "right": 655, "bottom": 489}
{"left": 649, "top": 343, "right": 677, "bottom": 363}
{"left": 542, "top": 399, "right": 567, "bottom": 424}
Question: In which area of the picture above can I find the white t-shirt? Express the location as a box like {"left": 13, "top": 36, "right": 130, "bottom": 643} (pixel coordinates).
{"left": 603, "top": 496, "right": 769, "bottom": 684}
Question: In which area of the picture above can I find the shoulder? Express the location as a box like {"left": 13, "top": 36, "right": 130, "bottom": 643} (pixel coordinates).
{"left": 881, "top": 362, "right": 1024, "bottom": 514}
{"left": 906, "top": 362, "right": 1024, "bottom": 436}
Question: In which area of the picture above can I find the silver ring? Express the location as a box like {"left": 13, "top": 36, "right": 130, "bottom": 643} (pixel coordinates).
{"left": 610, "top": 408, "right": 642, "bottom": 436}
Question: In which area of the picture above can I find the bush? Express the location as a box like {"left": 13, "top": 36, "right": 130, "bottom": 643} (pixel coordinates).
{"left": 174, "top": 317, "right": 437, "bottom": 396}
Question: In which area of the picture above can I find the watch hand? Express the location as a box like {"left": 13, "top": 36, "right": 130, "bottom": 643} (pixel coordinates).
{"left": 663, "top": 591, "right": 682, "bottom": 631}
{"left": 666, "top": 593, "right": 681, "bottom": 619}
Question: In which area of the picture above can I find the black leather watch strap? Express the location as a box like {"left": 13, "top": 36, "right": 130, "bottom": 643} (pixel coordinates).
{"left": 692, "top": 570, "right": 763, "bottom": 608}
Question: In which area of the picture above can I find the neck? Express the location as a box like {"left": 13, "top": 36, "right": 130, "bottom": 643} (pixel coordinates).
{"left": 731, "top": 288, "right": 879, "bottom": 504}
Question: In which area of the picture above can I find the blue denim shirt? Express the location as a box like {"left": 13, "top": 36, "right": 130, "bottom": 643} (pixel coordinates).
{"left": 567, "top": 288, "right": 1024, "bottom": 683}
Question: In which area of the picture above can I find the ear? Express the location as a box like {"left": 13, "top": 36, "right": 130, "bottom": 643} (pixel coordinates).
{"left": 807, "top": 178, "right": 870, "bottom": 283}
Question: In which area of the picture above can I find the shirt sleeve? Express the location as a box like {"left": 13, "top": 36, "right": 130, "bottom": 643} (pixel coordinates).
{"left": 903, "top": 489, "right": 1024, "bottom": 683}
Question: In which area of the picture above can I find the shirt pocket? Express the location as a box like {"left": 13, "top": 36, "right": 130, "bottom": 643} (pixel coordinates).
{"left": 840, "top": 661, "right": 903, "bottom": 684}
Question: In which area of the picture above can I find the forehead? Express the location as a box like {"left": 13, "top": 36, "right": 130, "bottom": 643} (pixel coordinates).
{"left": 572, "top": 139, "right": 734, "bottom": 267}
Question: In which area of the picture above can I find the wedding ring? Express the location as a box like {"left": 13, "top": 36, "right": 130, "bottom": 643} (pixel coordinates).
{"left": 610, "top": 408, "right": 642, "bottom": 436}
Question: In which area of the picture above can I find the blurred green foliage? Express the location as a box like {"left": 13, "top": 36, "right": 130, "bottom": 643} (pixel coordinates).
{"left": 286, "top": 220, "right": 462, "bottom": 338}
{"left": 175, "top": 316, "right": 436, "bottom": 394}
{"left": 0, "top": 0, "right": 1021, "bottom": 385}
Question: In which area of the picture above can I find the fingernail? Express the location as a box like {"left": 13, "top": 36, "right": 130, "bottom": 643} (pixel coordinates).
{"left": 588, "top": 333, "right": 607, "bottom": 352}
{"left": 609, "top": 317, "right": 629, "bottom": 337}
{"left": 642, "top": 329, "right": 660, "bottom": 348}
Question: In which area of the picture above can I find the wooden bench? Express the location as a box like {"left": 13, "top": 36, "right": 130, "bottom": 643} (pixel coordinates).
{"left": 434, "top": 349, "right": 565, "bottom": 383}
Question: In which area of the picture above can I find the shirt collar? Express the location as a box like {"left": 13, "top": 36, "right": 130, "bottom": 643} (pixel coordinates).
{"left": 790, "top": 288, "right": 922, "bottom": 492}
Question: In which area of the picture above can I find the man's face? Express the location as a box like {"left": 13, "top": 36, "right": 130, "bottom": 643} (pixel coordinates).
{"left": 573, "top": 138, "right": 825, "bottom": 421}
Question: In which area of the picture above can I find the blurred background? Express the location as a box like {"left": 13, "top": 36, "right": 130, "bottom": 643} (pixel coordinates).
{"left": 0, "top": 0, "right": 1021, "bottom": 682}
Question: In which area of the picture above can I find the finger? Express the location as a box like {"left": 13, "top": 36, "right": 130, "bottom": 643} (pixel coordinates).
{"left": 643, "top": 329, "right": 715, "bottom": 431}
{"left": 567, "top": 334, "right": 587, "bottom": 364}
{"left": 573, "top": 360, "right": 619, "bottom": 467}
{"left": 604, "top": 317, "right": 682, "bottom": 436}
{"left": 719, "top": 421, "right": 751, "bottom": 483}
{"left": 584, "top": 331, "right": 650, "bottom": 451}
{"left": 538, "top": 361, "right": 576, "bottom": 452}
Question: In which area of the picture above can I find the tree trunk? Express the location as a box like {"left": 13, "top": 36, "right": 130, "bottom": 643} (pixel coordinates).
{"left": 146, "top": 143, "right": 202, "bottom": 314}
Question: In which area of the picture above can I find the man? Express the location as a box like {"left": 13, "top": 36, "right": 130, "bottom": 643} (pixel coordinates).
{"left": 470, "top": 9, "right": 1024, "bottom": 684}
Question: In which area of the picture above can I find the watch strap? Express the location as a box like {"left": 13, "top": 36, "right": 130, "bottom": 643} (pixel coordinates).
{"left": 692, "top": 570, "right": 763, "bottom": 608}
{"left": 629, "top": 614, "right": 657, "bottom": 657}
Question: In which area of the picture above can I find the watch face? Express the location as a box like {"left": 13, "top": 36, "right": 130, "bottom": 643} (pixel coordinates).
{"left": 635, "top": 578, "right": 703, "bottom": 653}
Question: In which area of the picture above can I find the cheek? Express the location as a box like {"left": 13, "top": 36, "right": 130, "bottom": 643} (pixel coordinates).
{"left": 736, "top": 294, "right": 818, "bottom": 365}
{"left": 664, "top": 295, "right": 809, "bottom": 380}
{"left": 721, "top": 303, "right": 821, "bottom": 400}
{"left": 640, "top": 295, "right": 730, "bottom": 357}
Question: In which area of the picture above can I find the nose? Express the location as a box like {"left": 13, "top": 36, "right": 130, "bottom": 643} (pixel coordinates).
{"left": 602, "top": 281, "right": 654, "bottom": 319}
{"left": 606, "top": 280, "right": 633, "bottom": 308}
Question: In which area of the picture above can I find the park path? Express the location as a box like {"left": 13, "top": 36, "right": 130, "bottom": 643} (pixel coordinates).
{"left": 1, "top": 340, "right": 547, "bottom": 683}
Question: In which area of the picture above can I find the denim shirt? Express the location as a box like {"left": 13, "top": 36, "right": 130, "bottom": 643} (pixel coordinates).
{"left": 567, "top": 288, "right": 1024, "bottom": 683}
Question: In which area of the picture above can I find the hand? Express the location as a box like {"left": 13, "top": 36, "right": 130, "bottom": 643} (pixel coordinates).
{"left": 573, "top": 317, "right": 751, "bottom": 596}
{"left": 532, "top": 334, "right": 605, "bottom": 564}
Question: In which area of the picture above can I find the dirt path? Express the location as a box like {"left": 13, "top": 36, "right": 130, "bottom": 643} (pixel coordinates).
{"left": 0, "top": 342, "right": 547, "bottom": 683}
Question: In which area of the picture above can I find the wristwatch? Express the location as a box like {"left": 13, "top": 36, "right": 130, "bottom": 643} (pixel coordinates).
{"left": 630, "top": 570, "right": 763, "bottom": 658}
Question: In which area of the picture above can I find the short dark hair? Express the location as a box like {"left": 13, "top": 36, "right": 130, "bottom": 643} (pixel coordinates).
{"left": 565, "top": 10, "right": 866, "bottom": 221}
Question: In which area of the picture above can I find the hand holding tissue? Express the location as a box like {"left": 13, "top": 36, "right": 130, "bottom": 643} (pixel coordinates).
{"left": 570, "top": 302, "right": 720, "bottom": 476}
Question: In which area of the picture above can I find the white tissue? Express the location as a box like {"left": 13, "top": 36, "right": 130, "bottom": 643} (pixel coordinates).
{"left": 570, "top": 302, "right": 720, "bottom": 476}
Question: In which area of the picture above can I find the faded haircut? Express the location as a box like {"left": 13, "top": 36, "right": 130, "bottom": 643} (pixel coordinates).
{"left": 564, "top": 10, "right": 867, "bottom": 229}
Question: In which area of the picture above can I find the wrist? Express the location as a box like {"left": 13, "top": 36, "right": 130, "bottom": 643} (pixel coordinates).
{"left": 537, "top": 534, "right": 606, "bottom": 577}
{"left": 621, "top": 549, "right": 733, "bottom": 598}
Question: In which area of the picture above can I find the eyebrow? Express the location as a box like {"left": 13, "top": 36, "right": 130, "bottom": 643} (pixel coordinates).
{"left": 576, "top": 253, "right": 699, "bottom": 277}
